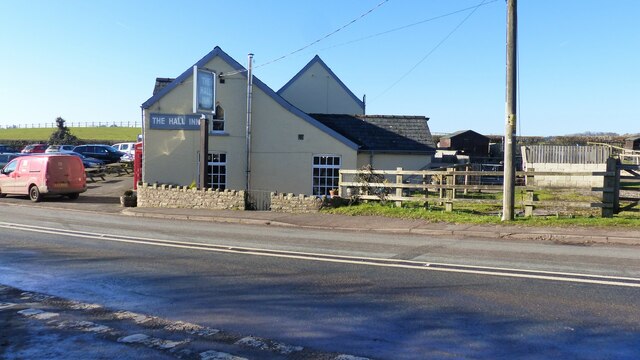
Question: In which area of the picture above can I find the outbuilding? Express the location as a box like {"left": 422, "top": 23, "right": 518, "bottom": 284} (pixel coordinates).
{"left": 625, "top": 136, "right": 640, "bottom": 151}
{"left": 438, "top": 130, "right": 490, "bottom": 157}
{"left": 140, "top": 46, "right": 434, "bottom": 197}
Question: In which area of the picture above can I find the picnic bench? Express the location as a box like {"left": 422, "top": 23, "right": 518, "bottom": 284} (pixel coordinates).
{"left": 85, "top": 167, "right": 105, "bottom": 182}
{"left": 105, "top": 162, "right": 132, "bottom": 176}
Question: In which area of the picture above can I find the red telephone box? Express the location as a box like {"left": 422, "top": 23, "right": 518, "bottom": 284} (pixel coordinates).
{"left": 133, "top": 142, "right": 143, "bottom": 190}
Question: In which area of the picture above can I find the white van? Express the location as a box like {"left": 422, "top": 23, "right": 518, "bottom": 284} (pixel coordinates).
{"left": 112, "top": 142, "right": 135, "bottom": 156}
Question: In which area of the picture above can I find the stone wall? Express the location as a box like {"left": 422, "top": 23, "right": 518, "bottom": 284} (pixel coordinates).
{"left": 270, "top": 193, "right": 326, "bottom": 213}
{"left": 137, "top": 183, "right": 245, "bottom": 210}
{"left": 527, "top": 163, "right": 606, "bottom": 188}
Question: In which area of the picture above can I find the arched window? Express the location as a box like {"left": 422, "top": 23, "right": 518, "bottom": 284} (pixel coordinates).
{"left": 211, "top": 105, "right": 224, "bottom": 132}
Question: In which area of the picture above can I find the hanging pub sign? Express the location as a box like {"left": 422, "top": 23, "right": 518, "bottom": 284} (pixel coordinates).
{"left": 193, "top": 66, "right": 216, "bottom": 114}
{"left": 149, "top": 113, "right": 201, "bottom": 130}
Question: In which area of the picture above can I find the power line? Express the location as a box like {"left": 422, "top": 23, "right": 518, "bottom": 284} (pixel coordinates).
{"left": 373, "top": 0, "right": 491, "bottom": 100}
{"left": 224, "top": 0, "right": 390, "bottom": 76}
{"left": 316, "top": 0, "right": 498, "bottom": 53}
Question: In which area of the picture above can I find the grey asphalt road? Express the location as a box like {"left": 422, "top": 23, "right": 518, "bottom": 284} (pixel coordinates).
{"left": 1, "top": 204, "right": 639, "bottom": 359}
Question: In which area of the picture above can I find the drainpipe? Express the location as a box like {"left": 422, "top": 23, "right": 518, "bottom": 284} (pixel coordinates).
{"left": 140, "top": 107, "right": 145, "bottom": 183}
{"left": 245, "top": 53, "right": 254, "bottom": 191}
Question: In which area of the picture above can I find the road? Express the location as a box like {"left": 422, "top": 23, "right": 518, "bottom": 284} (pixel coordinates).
{"left": 1, "top": 204, "right": 640, "bottom": 359}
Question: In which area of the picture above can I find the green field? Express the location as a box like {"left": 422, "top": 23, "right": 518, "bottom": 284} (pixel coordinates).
{"left": 0, "top": 127, "right": 140, "bottom": 143}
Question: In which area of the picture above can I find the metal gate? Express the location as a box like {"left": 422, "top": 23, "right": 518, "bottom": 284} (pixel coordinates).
{"left": 246, "top": 190, "right": 271, "bottom": 211}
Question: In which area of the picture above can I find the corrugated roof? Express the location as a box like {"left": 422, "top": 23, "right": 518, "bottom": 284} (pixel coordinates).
{"left": 309, "top": 114, "right": 435, "bottom": 153}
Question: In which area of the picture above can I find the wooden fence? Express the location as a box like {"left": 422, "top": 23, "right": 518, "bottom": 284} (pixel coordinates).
{"left": 338, "top": 158, "right": 621, "bottom": 218}
{"left": 522, "top": 145, "right": 610, "bottom": 164}
{"left": 1, "top": 121, "right": 141, "bottom": 129}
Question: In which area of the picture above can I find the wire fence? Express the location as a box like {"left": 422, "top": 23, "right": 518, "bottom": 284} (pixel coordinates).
{"left": 1, "top": 121, "right": 141, "bottom": 129}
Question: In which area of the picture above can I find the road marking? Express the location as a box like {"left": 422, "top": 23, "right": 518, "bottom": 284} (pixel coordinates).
{"left": 2, "top": 221, "right": 640, "bottom": 288}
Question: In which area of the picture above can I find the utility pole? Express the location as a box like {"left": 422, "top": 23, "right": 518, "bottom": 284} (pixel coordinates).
{"left": 502, "top": 0, "right": 517, "bottom": 221}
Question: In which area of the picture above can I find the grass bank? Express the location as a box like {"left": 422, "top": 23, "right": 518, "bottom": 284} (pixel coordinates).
{"left": 0, "top": 127, "right": 139, "bottom": 143}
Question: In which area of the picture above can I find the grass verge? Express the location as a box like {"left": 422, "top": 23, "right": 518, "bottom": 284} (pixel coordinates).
{"left": 0, "top": 127, "right": 139, "bottom": 142}
{"left": 322, "top": 201, "right": 640, "bottom": 227}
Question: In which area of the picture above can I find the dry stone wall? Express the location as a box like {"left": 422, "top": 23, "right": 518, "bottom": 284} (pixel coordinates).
{"left": 270, "top": 193, "right": 326, "bottom": 213}
{"left": 137, "top": 183, "right": 245, "bottom": 210}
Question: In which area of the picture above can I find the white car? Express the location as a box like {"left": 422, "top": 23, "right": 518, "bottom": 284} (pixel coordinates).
{"left": 112, "top": 142, "right": 135, "bottom": 157}
{"left": 45, "top": 144, "right": 75, "bottom": 153}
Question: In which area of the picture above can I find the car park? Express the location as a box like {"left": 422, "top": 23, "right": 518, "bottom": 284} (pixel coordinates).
{"left": 0, "top": 145, "right": 19, "bottom": 153}
{"left": 46, "top": 144, "right": 76, "bottom": 153}
{"left": 0, "top": 153, "right": 19, "bottom": 168}
{"left": 0, "top": 154, "right": 87, "bottom": 202}
{"left": 72, "top": 144, "right": 125, "bottom": 164}
{"left": 112, "top": 142, "right": 135, "bottom": 157}
{"left": 65, "top": 151, "right": 104, "bottom": 168}
{"left": 46, "top": 151, "right": 105, "bottom": 168}
{"left": 21, "top": 144, "right": 49, "bottom": 153}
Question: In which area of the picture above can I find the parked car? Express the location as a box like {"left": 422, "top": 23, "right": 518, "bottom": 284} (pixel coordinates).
{"left": 0, "top": 145, "right": 19, "bottom": 153}
{"left": 21, "top": 144, "right": 48, "bottom": 153}
{"left": 72, "top": 144, "right": 125, "bottom": 164}
{"left": 66, "top": 151, "right": 105, "bottom": 168}
{"left": 46, "top": 144, "right": 76, "bottom": 153}
{"left": 0, "top": 154, "right": 87, "bottom": 202}
{"left": 112, "top": 142, "right": 135, "bottom": 157}
{"left": 0, "top": 153, "right": 19, "bottom": 168}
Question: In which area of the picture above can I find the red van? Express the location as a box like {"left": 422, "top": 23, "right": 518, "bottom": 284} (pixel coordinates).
{"left": 0, "top": 154, "right": 87, "bottom": 202}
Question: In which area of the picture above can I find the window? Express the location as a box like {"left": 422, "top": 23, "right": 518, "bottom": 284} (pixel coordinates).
{"left": 211, "top": 105, "right": 224, "bottom": 132}
{"left": 312, "top": 155, "right": 341, "bottom": 196}
{"left": 207, "top": 153, "right": 226, "bottom": 190}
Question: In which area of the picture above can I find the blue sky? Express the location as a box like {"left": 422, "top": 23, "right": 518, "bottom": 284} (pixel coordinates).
{"left": 1, "top": 0, "right": 638, "bottom": 136}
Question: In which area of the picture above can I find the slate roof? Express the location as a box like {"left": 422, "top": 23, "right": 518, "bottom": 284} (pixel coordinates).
{"left": 153, "top": 78, "right": 175, "bottom": 95}
{"left": 440, "top": 129, "right": 488, "bottom": 140}
{"left": 309, "top": 114, "right": 435, "bottom": 153}
{"left": 141, "top": 46, "right": 358, "bottom": 150}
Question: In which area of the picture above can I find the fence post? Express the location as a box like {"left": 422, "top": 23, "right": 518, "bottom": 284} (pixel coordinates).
{"left": 463, "top": 164, "right": 469, "bottom": 195}
{"left": 524, "top": 168, "right": 535, "bottom": 217}
{"left": 445, "top": 168, "right": 455, "bottom": 211}
{"left": 338, "top": 170, "right": 343, "bottom": 197}
{"left": 601, "top": 157, "right": 618, "bottom": 217}
{"left": 446, "top": 169, "right": 455, "bottom": 200}
{"left": 395, "top": 167, "right": 403, "bottom": 208}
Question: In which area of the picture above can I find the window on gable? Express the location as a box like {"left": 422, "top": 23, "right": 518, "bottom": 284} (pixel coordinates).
{"left": 211, "top": 105, "right": 224, "bottom": 132}
{"left": 312, "top": 155, "right": 340, "bottom": 196}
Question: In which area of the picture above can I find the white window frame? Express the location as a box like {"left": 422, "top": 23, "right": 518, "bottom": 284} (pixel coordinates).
{"left": 312, "top": 154, "right": 341, "bottom": 196}
{"left": 207, "top": 152, "right": 226, "bottom": 190}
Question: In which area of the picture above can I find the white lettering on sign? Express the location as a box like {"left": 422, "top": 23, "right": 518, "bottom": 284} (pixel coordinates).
{"left": 150, "top": 113, "right": 200, "bottom": 130}
{"left": 168, "top": 117, "right": 185, "bottom": 126}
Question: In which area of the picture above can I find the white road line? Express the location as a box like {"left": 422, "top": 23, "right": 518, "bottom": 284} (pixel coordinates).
{"left": 1, "top": 221, "right": 639, "bottom": 288}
